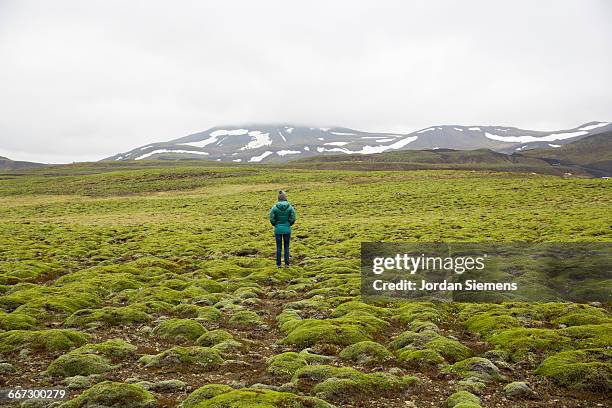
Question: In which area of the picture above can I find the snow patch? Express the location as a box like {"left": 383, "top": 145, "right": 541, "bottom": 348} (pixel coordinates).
{"left": 135, "top": 149, "right": 209, "bottom": 160}
{"left": 276, "top": 150, "right": 301, "bottom": 156}
{"left": 548, "top": 144, "right": 561, "bottom": 148}
{"left": 357, "top": 136, "right": 418, "bottom": 154}
{"left": 278, "top": 130, "right": 286, "bottom": 142}
{"left": 485, "top": 131, "right": 588, "bottom": 143}
{"left": 317, "top": 137, "right": 325, "bottom": 141}
{"left": 453, "top": 128, "right": 463, "bottom": 132}
{"left": 285, "top": 127, "right": 294, "bottom": 133}
{"left": 324, "top": 141, "right": 349, "bottom": 146}
{"left": 232, "top": 159, "right": 242, "bottom": 162}
{"left": 417, "top": 127, "right": 435, "bottom": 134}
{"left": 319, "top": 127, "right": 330, "bottom": 131}
{"left": 579, "top": 122, "right": 609, "bottom": 131}
{"left": 241, "top": 131, "right": 272, "bottom": 150}
{"left": 249, "top": 151, "right": 273, "bottom": 162}
{"left": 375, "top": 138, "right": 395, "bottom": 142}
{"left": 304, "top": 146, "right": 310, "bottom": 151}
{"left": 468, "top": 127, "right": 481, "bottom": 131}
{"left": 330, "top": 131, "right": 355, "bottom": 136}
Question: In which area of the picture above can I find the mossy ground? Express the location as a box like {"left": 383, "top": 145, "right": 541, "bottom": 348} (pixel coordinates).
{"left": 0, "top": 163, "right": 610, "bottom": 407}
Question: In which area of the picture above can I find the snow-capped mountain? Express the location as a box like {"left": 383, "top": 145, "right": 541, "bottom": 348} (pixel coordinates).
{"left": 104, "top": 121, "right": 611, "bottom": 163}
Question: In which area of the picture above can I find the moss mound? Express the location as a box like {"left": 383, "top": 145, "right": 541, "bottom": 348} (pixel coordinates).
{"left": 74, "top": 339, "right": 138, "bottom": 359}
{"left": 266, "top": 351, "right": 331, "bottom": 381}
{"left": 0, "top": 329, "right": 89, "bottom": 353}
{"left": 180, "top": 384, "right": 233, "bottom": 408}
{"left": 152, "top": 318, "right": 207, "bottom": 343}
{"left": 65, "top": 306, "right": 151, "bottom": 327}
{"left": 446, "top": 390, "right": 481, "bottom": 408}
{"left": 188, "top": 387, "right": 333, "bottom": 408}
{"left": 293, "top": 364, "right": 419, "bottom": 400}
{"left": 228, "top": 310, "right": 264, "bottom": 329}
{"left": 60, "top": 381, "right": 156, "bottom": 408}
{"left": 139, "top": 346, "right": 223, "bottom": 370}
{"left": 0, "top": 311, "right": 37, "bottom": 330}
{"left": 444, "top": 357, "right": 505, "bottom": 383}
{"left": 339, "top": 341, "right": 393, "bottom": 366}
{"left": 280, "top": 319, "right": 370, "bottom": 348}
{"left": 488, "top": 328, "right": 571, "bottom": 361}
{"left": 196, "top": 329, "right": 234, "bottom": 347}
{"left": 390, "top": 330, "right": 471, "bottom": 363}
{"left": 45, "top": 352, "right": 116, "bottom": 377}
{"left": 535, "top": 348, "right": 612, "bottom": 391}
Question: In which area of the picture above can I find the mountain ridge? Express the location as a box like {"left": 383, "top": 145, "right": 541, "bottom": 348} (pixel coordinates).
{"left": 103, "top": 121, "right": 612, "bottom": 163}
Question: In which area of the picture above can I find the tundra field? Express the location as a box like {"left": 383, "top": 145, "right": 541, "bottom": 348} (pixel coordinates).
{"left": 0, "top": 162, "right": 610, "bottom": 408}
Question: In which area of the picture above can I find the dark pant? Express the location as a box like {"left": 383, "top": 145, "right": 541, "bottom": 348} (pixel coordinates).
{"left": 275, "top": 233, "right": 290, "bottom": 266}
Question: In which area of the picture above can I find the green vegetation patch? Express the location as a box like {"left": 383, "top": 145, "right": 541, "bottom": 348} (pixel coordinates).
{"left": 186, "top": 387, "right": 333, "bottom": 408}
{"left": 293, "top": 364, "right": 418, "bottom": 401}
{"left": 267, "top": 351, "right": 332, "bottom": 381}
{"left": 65, "top": 306, "right": 152, "bottom": 327}
{"left": 59, "top": 381, "right": 156, "bottom": 408}
{"left": 0, "top": 329, "right": 89, "bottom": 353}
{"left": 444, "top": 357, "right": 505, "bottom": 383}
{"left": 535, "top": 348, "right": 612, "bottom": 391}
{"left": 152, "top": 318, "right": 207, "bottom": 343}
{"left": 446, "top": 390, "right": 482, "bottom": 408}
{"left": 139, "top": 346, "right": 223, "bottom": 370}
{"left": 338, "top": 341, "right": 393, "bottom": 366}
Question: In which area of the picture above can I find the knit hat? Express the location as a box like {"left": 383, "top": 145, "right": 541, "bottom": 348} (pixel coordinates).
{"left": 278, "top": 190, "right": 287, "bottom": 201}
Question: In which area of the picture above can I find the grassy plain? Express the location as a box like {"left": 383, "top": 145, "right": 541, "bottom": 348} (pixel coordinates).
{"left": 0, "top": 162, "right": 610, "bottom": 407}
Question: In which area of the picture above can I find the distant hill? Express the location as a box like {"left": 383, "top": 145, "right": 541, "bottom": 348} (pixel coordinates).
{"left": 0, "top": 156, "right": 47, "bottom": 170}
{"left": 287, "top": 148, "right": 584, "bottom": 175}
{"left": 521, "top": 132, "right": 612, "bottom": 177}
{"left": 288, "top": 139, "right": 612, "bottom": 177}
{"left": 103, "top": 121, "right": 611, "bottom": 163}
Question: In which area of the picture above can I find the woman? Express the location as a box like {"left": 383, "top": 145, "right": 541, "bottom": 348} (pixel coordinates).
{"left": 269, "top": 190, "right": 296, "bottom": 268}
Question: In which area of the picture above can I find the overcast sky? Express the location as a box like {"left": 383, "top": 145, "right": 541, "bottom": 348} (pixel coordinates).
{"left": 0, "top": 0, "right": 611, "bottom": 163}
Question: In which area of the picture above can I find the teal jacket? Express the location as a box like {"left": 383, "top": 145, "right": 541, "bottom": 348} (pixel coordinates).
{"left": 269, "top": 200, "right": 296, "bottom": 235}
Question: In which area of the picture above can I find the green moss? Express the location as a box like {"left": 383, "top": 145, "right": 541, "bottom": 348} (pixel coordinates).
{"left": 59, "top": 381, "right": 156, "bottom": 408}
{"left": 395, "top": 303, "right": 441, "bottom": 326}
{"left": 65, "top": 306, "right": 151, "bottom": 327}
{"left": 390, "top": 330, "right": 471, "bottom": 363}
{"left": 339, "top": 341, "right": 393, "bottom": 366}
{"left": 293, "top": 364, "right": 418, "bottom": 401}
{"left": 196, "top": 329, "right": 234, "bottom": 347}
{"left": 444, "top": 357, "right": 505, "bottom": 383}
{"left": 464, "top": 313, "right": 520, "bottom": 339}
{"left": 488, "top": 328, "right": 571, "bottom": 361}
{"left": 280, "top": 319, "right": 370, "bottom": 348}
{"left": 180, "top": 384, "right": 234, "bottom": 408}
{"left": 197, "top": 306, "right": 223, "bottom": 322}
{"left": 190, "top": 388, "right": 333, "bottom": 408}
{"left": 0, "top": 311, "right": 37, "bottom": 330}
{"left": 152, "top": 318, "right": 207, "bottom": 342}
{"left": 398, "top": 348, "right": 445, "bottom": 366}
{"left": 45, "top": 352, "right": 116, "bottom": 377}
{"left": 212, "top": 339, "right": 244, "bottom": 356}
{"left": 73, "top": 339, "right": 137, "bottom": 359}
{"left": 559, "top": 323, "right": 612, "bottom": 348}
{"left": 267, "top": 351, "right": 331, "bottom": 381}
{"left": 139, "top": 346, "right": 223, "bottom": 370}
{"left": 535, "top": 348, "right": 612, "bottom": 391}
{"left": 129, "top": 300, "right": 174, "bottom": 314}
{"left": 228, "top": 310, "right": 263, "bottom": 329}
{"left": 553, "top": 307, "right": 611, "bottom": 327}
{"left": 0, "top": 329, "right": 89, "bottom": 353}
{"left": 446, "top": 391, "right": 481, "bottom": 408}
{"left": 331, "top": 301, "right": 390, "bottom": 318}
